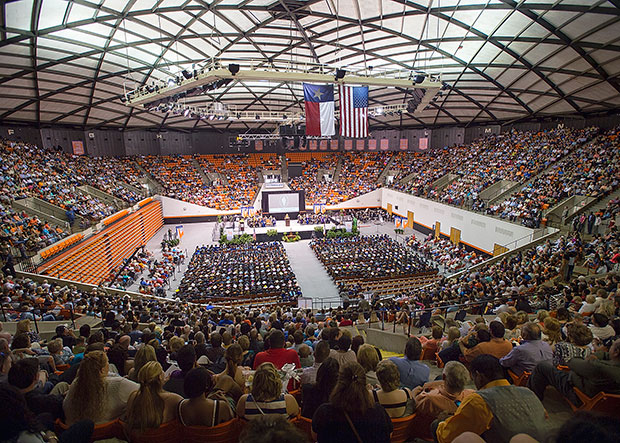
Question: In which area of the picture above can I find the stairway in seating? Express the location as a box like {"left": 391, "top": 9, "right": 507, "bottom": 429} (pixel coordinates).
{"left": 190, "top": 157, "right": 211, "bottom": 185}
{"left": 487, "top": 134, "right": 597, "bottom": 207}
{"left": 568, "top": 186, "right": 620, "bottom": 226}
{"left": 133, "top": 161, "right": 164, "bottom": 194}
{"left": 281, "top": 155, "right": 289, "bottom": 182}
{"left": 333, "top": 157, "right": 343, "bottom": 181}
{"left": 376, "top": 154, "right": 396, "bottom": 184}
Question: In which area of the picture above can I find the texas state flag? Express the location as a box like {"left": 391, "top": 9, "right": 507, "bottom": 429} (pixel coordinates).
{"left": 304, "top": 83, "right": 335, "bottom": 137}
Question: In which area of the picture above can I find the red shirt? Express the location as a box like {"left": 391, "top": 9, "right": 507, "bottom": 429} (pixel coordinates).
{"left": 253, "top": 347, "right": 301, "bottom": 390}
{"left": 253, "top": 347, "right": 301, "bottom": 370}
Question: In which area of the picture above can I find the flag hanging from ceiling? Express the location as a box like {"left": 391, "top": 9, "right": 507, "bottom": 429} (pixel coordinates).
{"left": 339, "top": 85, "right": 368, "bottom": 138}
{"left": 303, "top": 83, "right": 335, "bottom": 137}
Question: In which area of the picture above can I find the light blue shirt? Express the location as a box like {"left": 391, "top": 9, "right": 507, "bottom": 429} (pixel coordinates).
{"left": 388, "top": 356, "right": 430, "bottom": 389}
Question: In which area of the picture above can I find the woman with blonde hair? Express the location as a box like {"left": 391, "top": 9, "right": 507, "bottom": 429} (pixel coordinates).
{"left": 236, "top": 362, "right": 299, "bottom": 420}
{"left": 16, "top": 319, "right": 40, "bottom": 344}
{"left": 543, "top": 317, "right": 562, "bottom": 344}
{"left": 441, "top": 327, "right": 461, "bottom": 351}
{"left": 127, "top": 344, "right": 156, "bottom": 382}
{"left": 357, "top": 344, "right": 379, "bottom": 387}
{"left": 63, "top": 351, "right": 138, "bottom": 425}
{"left": 371, "top": 360, "right": 415, "bottom": 418}
{"left": 125, "top": 361, "right": 182, "bottom": 432}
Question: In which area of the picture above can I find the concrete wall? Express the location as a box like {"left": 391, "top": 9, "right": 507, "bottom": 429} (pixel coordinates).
{"left": 329, "top": 188, "right": 383, "bottom": 210}
{"left": 85, "top": 129, "right": 125, "bottom": 157}
{"left": 381, "top": 188, "right": 534, "bottom": 254}
{"left": 365, "top": 326, "right": 409, "bottom": 354}
{"left": 159, "top": 195, "right": 232, "bottom": 218}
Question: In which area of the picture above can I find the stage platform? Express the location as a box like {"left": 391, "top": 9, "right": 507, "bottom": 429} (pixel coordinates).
{"left": 225, "top": 219, "right": 339, "bottom": 241}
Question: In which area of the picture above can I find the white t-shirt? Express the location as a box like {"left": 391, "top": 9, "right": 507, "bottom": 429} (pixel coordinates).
{"left": 64, "top": 375, "right": 138, "bottom": 424}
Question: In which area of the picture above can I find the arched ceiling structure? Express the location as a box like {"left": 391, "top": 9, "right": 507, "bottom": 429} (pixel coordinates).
{"left": 0, "top": 0, "right": 619, "bottom": 132}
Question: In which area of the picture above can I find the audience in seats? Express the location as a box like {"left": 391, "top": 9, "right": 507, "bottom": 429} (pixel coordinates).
{"left": 311, "top": 235, "right": 436, "bottom": 281}
{"left": 461, "top": 320, "right": 513, "bottom": 363}
{"left": 312, "top": 362, "right": 393, "bottom": 443}
{"left": 408, "top": 235, "right": 485, "bottom": 273}
{"left": 63, "top": 350, "right": 138, "bottom": 425}
{"left": 178, "top": 242, "right": 301, "bottom": 304}
{"left": 500, "top": 322, "right": 553, "bottom": 376}
{"left": 125, "top": 361, "right": 182, "bottom": 432}
{"left": 177, "top": 366, "right": 236, "bottom": 427}
{"left": 388, "top": 337, "right": 430, "bottom": 389}
{"left": 301, "top": 356, "right": 340, "bottom": 419}
{"left": 528, "top": 338, "right": 620, "bottom": 407}
{"left": 371, "top": 359, "right": 415, "bottom": 418}
{"left": 237, "top": 362, "right": 300, "bottom": 420}
{"left": 434, "top": 355, "right": 549, "bottom": 443}
{"left": 413, "top": 361, "right": 474, "bottom": 420}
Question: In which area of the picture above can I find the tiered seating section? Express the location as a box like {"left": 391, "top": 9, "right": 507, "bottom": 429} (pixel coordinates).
{"left": 138, "top": 155, "right": 210, "bottom": 205}
{"left": 36, "top": 201, "right": 163, "bottom": 285}
{"left": 0, "top": 141, "right": 142, "bottom": 222}
{"left": 197, "top": 154, "right": 258, "bottom": 210}
{"left": 0, "top": 203, "right": 70, "bottom": 256}
{"left": 39, "top": 233, "right": 84, "bottom": 259}
{"left": 289, "top": 152, "right": 390, "bottom": 205}
{"left": 486, "top": 128, "right": 620, "bottom": 226}
{"left": 288, "top": 152, "right": 339, "bottom": 205}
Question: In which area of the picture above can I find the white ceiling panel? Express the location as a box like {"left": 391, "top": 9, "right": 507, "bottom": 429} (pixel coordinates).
{"left": 0, "top": 0, "right": 617, "bottom": 130}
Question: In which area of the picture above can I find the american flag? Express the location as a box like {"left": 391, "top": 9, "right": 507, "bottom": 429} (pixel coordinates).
{"left": 339, "top": 85, "right": 368, "bottom": 138}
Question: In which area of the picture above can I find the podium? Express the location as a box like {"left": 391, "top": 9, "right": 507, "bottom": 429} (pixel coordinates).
{"left": 285, "top": 214, "right": 290, "bottom": 227}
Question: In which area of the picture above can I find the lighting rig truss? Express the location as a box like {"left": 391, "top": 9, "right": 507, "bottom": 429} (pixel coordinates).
{"left": 122, "top": 58, "right": 443, "bottom": 108}
{"left": 157, "top": 101, "right": 413, "bottom": 123}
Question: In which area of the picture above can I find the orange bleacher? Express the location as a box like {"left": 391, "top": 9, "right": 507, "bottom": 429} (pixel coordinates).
{"left": 36, "top": 202, "right": 163, "bottom": 285}
{"left": 39, "top": 233, "right": 85, "bottom": 260}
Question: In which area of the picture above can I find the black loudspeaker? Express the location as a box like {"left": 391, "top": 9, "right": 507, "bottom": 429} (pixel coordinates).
{"left": 280, "top": 125, "right": 295, "bottom": 136}
{"left": 293, "top": 137, "right": 300, "bottom": 149}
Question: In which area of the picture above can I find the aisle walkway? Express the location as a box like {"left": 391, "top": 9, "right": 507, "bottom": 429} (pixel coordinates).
{"left": 126, "top": 222, "right": 218, "bottom": 296}
{"left": 283, "top": 240, "right": 340, "bottom": 306}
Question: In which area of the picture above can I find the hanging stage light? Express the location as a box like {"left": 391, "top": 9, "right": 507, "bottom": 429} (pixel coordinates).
{"left": 229, "top": 64, "right": 240, "bottom": 75}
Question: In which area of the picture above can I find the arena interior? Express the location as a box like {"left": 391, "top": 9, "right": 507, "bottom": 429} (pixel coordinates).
{"left": 1, "top": 1, "right": 620, "bottom": 442}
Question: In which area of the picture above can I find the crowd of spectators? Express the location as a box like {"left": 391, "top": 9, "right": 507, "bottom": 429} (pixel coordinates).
{"left": 197, "top": 154, "right": 262, "bottom": 210}
{"left": 408, "top": 234, "right": 486, "bottom": 274}
{"left": 2, "top": 280, "right": 618, "bottom": 443}
{"left": 0, "top": 204, "right": 69, "bottom": 259}
{"left": 0, "top": 141, "right": 141, "bottom": 223}
{"left": 288, "top": 153, "right": 339, "bottom": 205}
{"left": 486, "top": 127, "right": 619, "bottom": 226}
{"left": 290, "top": 152, "right": 390, "bottom": 205}
{"left": 1, "top": 199, "right": 620, "bottom": 441}
{"left": 177, "top": 242, "right": 301, "bottom": 304}
{"left": 434, "top": 128, "right": 594, "bottom": 212}
{"left": 311, "top": 235, "right": 436, "bottom": 281}
{"left": 102, "top": 248, "right": 153, "bottom": 290}
{"left": 137, "top": 246, "right": 185, "bottom": 297}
